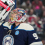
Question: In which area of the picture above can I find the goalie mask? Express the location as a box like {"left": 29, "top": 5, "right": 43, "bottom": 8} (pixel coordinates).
{"left": 9, "top": 8, "right": 27, "bottom": 23}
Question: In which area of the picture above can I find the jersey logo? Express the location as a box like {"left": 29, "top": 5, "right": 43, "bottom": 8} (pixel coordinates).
{"left": 2, "top": 35, "right": 14, "bottom": 45}
{"left": 15, "top": 31, "right": 19, "bottom": 35}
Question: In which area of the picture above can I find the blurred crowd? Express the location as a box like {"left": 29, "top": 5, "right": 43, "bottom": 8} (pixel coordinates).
{"left": 15, "top": 0, "right": 45, "bottom": 44}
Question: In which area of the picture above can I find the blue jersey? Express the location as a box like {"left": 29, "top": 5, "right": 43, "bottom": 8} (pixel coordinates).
{"left": 0, "top": 22, "right": 43, "bottom": 45}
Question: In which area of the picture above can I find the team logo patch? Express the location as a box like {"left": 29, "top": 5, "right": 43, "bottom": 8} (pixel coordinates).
{"left": 15, "top": 31, "right": 19, "bottom": 35}
{"left": 2, "top": 35, "right": 14, "bottom": 45}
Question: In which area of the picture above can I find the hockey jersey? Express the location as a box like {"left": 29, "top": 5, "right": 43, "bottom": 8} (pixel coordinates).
{"left": 0, "top": 22, "right": 43, "bottom": 45}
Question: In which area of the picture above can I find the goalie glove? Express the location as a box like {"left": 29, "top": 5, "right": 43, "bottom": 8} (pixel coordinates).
{"left": 0, "top": 0, "right": 15, "bottom": 21}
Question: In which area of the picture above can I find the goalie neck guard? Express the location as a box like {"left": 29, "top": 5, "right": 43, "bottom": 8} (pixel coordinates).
{"left": 9, "top": 8, "right": 27, "bottom": 23}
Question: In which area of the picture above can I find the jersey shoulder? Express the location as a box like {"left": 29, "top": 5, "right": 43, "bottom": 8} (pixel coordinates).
{"left": 17, "top": 23, "right": 34, "bottom": 31}
{"left": 2, "top": 22, "right": 11, "bottom": 29}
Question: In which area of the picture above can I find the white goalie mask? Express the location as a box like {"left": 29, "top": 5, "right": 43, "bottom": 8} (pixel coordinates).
{"left": 9, "top": 8, "right": 27, "bottom": 23}
{"left": 0, "top": 0, "right": 15, "bottom": 21}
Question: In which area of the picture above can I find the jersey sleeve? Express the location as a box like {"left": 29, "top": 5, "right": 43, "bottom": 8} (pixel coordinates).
{"left": 27, "top": 30, "right": 43, "bottom": 45}
{"left": 26, "top": 24, "right": 43, "bottom": 45}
